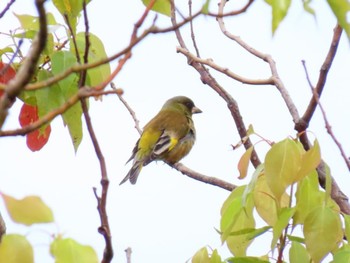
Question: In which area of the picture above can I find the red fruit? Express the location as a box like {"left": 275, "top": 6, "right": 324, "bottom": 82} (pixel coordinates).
{"left": 0, "top": 62, "right": 16, "bottom": 97}
{"left": 19, "top": 103, "right": 51, "bottom": 152}
{"left": 26, "top": 126, "right": 51, "bottom": 152}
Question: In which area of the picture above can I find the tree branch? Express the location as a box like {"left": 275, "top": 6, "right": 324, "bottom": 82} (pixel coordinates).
{"left": 171, "top": 0, "right": 261, "bottom": 168}
{"left": 0, "top": 88, "right": 123, "bottom": 137}
{"left": 299, "top": 25, "right": 343, "bottom": 129}
{"left": 0, "top": 0, "right": 47, "bottom": 128}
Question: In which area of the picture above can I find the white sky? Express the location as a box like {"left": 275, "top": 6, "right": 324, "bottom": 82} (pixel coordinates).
{"left": 0, "top": 0, "right": 349, "bottom": 262}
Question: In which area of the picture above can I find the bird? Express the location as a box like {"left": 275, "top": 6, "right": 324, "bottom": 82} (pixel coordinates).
{"left": 119, "top": 96, "right": 202, "bottom": 185}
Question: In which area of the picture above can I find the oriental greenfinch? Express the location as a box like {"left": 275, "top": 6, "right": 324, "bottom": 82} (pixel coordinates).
{"left": 120, "top": 96, "right": 202, "bottom": 185}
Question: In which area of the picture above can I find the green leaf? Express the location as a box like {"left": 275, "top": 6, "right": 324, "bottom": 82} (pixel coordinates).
{"left": 264, "top": 138, "right": 302, "bottom": 201}
{"left": 294, "top": 170, "right": 323, "bottom": 225}
{"left": 51, "top": 51, "right": 83, "bottom": 152}
{"left": 210, "top": 249, "right": 222, "bottom": 263}
{"left": 14, "top": 13, "right": 57, "bottom": 31}
{"left": 246, "top": 124, "right": 255, "bottom": 136}
{"left": 227, "top": 256, "right": 270, "bottom": 263}
{"left": 287, "top": 235, "right": 305, "bottom": 243}
{"left": 52, "top": 0, "right": 91, "bottom": 35}
{"left": 1, "top": 194, "right": 54, "bottom": 226}
{"left": 202, "top": 0, "right": 211, "bottom": 14}
{"left": 289, "top": 241, "right": 310, "bottom": 263}
{"left": 326, "top": 0, "right": 350, "bottom": 39}
{"left": 35, "top": 70, "right": 65, "bottom": 118}
{"left": 142, "top": 0, "right": 171, "bottom": 16}
{"left": 271, "top": 0, "right": 291, "bottom": 34}
{"left": 237, "top": 146, "right": 254, "bottom": 179}
{"left": 242, "top": 164, "right": 264, "bottom": 208}
{"left": 0, "top": 234, "right": 34, "bottom": 263}
{"left": 302, "top": 0, "right": 316, "bottom": 16}
{"left": 343, "top": 214, "right": 350, "bottom": 241}
{"left": 50, "top": 237, "right": 98, "bottom": 263}
{"left": 224, "top": 194, "right": 255, "bottom": 256}
{"left": 73, "top": 33, "right": 111, "bottom": 87}
{"left": 271, "top": 207, "right": 296, "bottom": 249}
{"left": 192, "top": 247, "right": 210, "bottom": 263}
{"left": 332, "top": 244, "right": 350, "bottom": 263}
{"left": 304, "top": 206, "right": 342, "bottom": 262}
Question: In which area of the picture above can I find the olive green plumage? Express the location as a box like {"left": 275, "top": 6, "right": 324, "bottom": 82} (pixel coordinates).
{"left": 120, "top": 96, "right": 202, "bottom": 185}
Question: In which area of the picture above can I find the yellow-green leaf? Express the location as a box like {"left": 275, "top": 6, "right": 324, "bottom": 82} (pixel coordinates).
{"left": 294, "top": 170, "right": 323, "bottom": 225}
{"left": 192, "top": 247, "right": 210, "bottom": 263}
{"left": 289, "top": 241, "right": 310, "bottom": 263}
{"left": 304, "top": 206, "right": 342, "bottom": 263}
{"left": 271, "top": 0, "right": 291, "bottom": 33}
{"left": 326, "top": 0, "right": 350, "bottom": 39}
{"left": 142, "top": 0, "right": 170, "bottom": 16}
{"left": 253, "top": 174, "right": 290, "bottom": 226}
{"left": 296, "top": 139, "right": 321, "bottom": 182}
{"left": 264, "top": 138, "right": 302, "bottom": 201}
{"left": 73, "top": 33, "right": 111, "bottom": 87}
{"left": 1, "top": 194, "right": 54, "bottom": 226}
{"left": 343, "top": 214, "right": 350, "bottom": 241}
{"left": 271, "top": 207, "right": 295, "bottom": 249}
{"left": 50, "top": 237, "right": 98, "bottom": 263}
{"left": 332, "top": 244, "right": 350, "bottom": 263}
{"left": 0, "top": 234, "right": 34, "bottom": 263}
{"left": 238, "top": 146, "right": 254, "bottom": 179}
{"left": 224, "top": 194, "right": 255, "bottom": 256}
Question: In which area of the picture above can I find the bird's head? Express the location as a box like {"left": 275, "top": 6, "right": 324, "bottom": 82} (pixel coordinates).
{"left": 163, "top": 96, "right": 202, "bottom": 116}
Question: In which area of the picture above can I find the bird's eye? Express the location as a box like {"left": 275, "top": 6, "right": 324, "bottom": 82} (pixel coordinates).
{"left": 185, "top": 101, "right": 193, "bottom": 109}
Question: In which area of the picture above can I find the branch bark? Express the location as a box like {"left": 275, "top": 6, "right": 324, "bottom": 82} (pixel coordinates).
{"left": 0, "top": 0, "right": 47, "bottom": 128}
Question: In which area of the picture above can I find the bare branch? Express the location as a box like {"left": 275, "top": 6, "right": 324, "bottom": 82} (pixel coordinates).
{"left": 111, "top": 83, "right": 141, "bottom": 134}
{"left": 171, "top": 0, "right": 261, "bottom": 168}
{"left": 302, "top": 60, "right": 350, "bottom": 170}
{"left": 176, "top": 46, "right": 273, "bottom": 85}
{"left": 299, "top": 25, "right": 343, "bottom": 129}
{"left": 217, "top": 0, "right": 300, "bottom": 124}
{"left": 0, "top": 0, "right": 47, "bottom": 128}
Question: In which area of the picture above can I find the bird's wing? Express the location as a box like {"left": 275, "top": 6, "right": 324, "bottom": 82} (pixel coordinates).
{"left": 153, "top": 130, "right": 179, "bottom": 156}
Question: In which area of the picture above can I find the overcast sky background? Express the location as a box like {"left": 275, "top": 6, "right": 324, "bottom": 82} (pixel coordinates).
{"left": 0, "top": 0, "right": 350, "bottom": 262}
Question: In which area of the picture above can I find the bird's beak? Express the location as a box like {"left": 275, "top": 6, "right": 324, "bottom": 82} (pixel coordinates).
{"left": 192, "top": 106, "right": 202, "bottom": 114}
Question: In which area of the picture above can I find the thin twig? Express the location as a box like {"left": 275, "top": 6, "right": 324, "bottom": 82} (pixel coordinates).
{"left": 0, "top": 88, "right": 123, "bottom": 137}
{"left": 302, "top": 60, "right": 350, "bottom": 171}
{"left": 125, "top": 247, "right": 132, "bottom": 263}
{"left": 176, "top": 47, "right": 273, "bottom": 85}
{"left": 0, "top": 0, "right": 16, "bottom": 19}
{"left": 111, "top": 83, "right": 141, "bottom": 134}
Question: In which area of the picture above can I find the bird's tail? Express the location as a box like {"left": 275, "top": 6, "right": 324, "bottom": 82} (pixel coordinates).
{"left": 119, "top": 161, "right": 143, "bottom": 185}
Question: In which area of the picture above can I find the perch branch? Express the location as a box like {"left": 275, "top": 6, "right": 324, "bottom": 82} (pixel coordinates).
{"left": 119, "top": 91, "right": 237, "bottom": 191}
